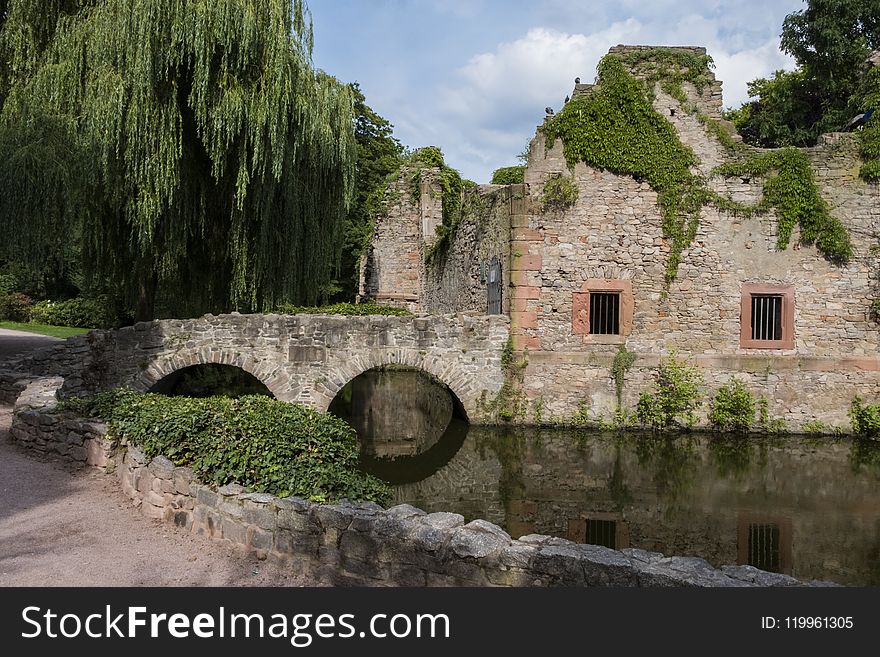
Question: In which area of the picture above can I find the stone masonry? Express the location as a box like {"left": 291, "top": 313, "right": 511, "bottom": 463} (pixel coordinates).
{"left": 361, "top": 45, "right": 880, "bottom": 432}
{"left": 6, "top": 379, "right": 832, "bottom": 587}
{"left": 0, "top": 312, "right": 509, "bottom": 424}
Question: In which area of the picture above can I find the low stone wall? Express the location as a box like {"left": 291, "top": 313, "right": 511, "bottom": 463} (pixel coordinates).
{"left": 9, "top": 378, "right": 114, "bottom": 470}
{"left": 6, "top": 377, "right": 832, "bottom": 587}
{"left": 0, "top": 368, "right": 35, "bottom": 405}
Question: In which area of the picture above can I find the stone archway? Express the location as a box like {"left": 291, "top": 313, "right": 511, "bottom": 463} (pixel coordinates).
{"left": 315, "top": 347, "right": 480, "bottom": 421}
{"left": 133, "top": 349, "right": 292, "bottom": 401}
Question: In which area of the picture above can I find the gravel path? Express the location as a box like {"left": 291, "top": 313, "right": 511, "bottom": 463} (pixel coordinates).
{"left": 0, "top": 329, "right": 319, "bottom": 587}
{"left": 0, "top": 328, "right": 61, "bottom": 361}
{"left": 0, "top": 405, "right": 316, "bottom": 586}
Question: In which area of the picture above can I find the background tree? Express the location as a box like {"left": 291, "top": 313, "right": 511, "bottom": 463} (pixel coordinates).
{"left": 0, "top": 0, "right": 355, "bottom": 321}
{"left": 332, "top": 83, "right": 404, "bottom": 302}
{"left": 729, "top": 0, "right": 880, "bottom": 147}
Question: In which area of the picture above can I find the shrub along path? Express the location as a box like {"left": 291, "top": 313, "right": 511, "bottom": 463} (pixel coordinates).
{"left": 0, "top": 405, "right": 317, "bottom": 586}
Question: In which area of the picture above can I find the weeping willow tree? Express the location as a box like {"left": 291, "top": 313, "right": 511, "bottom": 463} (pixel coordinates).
{"left": 0, "top": 0, "right": 355, "bottom": 320}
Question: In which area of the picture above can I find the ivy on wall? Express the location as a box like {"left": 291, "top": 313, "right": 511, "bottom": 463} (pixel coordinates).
{"left": 543, "top": 55, "right": 707, "bottom": 284}
{"left": 713, "top": 149, "right": 852, "bottom": 263}
{"left": 407, "top": 147, "right": 475, "bottom": 267}
{"left": 542, "top": 50, "right": 853, "bottom": 285}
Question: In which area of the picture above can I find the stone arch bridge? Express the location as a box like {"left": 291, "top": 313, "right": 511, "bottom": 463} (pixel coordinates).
{"left": 2, "top": 313, "right": 509, "bottom": 421}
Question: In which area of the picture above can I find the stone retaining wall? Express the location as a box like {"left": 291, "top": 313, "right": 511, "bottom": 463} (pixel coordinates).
{"left": 6, "top": 379, "right": 831, "bottom": 587}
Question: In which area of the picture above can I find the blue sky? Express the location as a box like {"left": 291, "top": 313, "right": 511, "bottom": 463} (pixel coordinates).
{"left": 309, "top": 0, "right": 804, "bottom": 182}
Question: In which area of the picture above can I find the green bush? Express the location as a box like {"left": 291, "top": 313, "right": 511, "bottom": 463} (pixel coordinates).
{"left": 636, "top": 353, "right": 703, "bottom": 431}
{"left": 708, "top": 380, "right": 756, "bottom": 432}
{"left": 491, "top": 166, "right": 525, "bottom": 185}
{"left": 29, "top": 296, "right": 117, "bottom": 329}
{"left": 0, "top": 292, "right": 34, "bottom": 322}
{"left": 275, "top": 302, "right": 410, "bottom": 317}
{"left": 540, "top": 175, "right": 579, "bottom": 211}
{"left": 65, "top": 389, "right": 391, "bottom": 504}
{"left": 849, "top": 396, "right": 880, "bottom": 438}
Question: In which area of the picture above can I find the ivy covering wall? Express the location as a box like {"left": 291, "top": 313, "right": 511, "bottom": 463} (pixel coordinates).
{"left": 542, "top": 49, "right": 853, "bottom": 285}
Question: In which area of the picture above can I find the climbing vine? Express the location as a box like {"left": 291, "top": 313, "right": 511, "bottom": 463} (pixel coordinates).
{"left": 616, "top": 47, "right": 715, "bottom": 99}
{"left": 407, "top": 147, "right": 474, "bottom": 267}
{"left": 611, "top": 343, "right": 635, "bottom": 409}
{"left": 543, "top": 52, "right": 853, "bottom": 283}
{"left": 543, "top": 55, "right": 708, "bottom": 285}
{"left": 540, "top": 175, "right": 578, "bottom": 211}
{"left": 713, "top": 149, "right": 852, "bottom": 263}
{"left": 478, "top": 337, "right": 529, "bottom": 422}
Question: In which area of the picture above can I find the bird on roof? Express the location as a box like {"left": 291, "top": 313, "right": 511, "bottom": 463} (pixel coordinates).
{"left": 564, "top": 95, "right": 570, "bottom": 103}
{"left": 843, "top": 107, "right": 874, "bottom": 131}
{"left": 575, "top": 76, "right": 581, "bottom": 84}
{"left": 545, "top": 107, "right": 554, "bottom": 115}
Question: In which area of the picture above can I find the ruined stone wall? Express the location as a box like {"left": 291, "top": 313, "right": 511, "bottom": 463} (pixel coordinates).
{"left": 359, "top": 172, "right": 429, "bottom": 312}
{"left": 516, "top": 77, "right": 880, "bottom": 430}
{"left": 423, "top": 184, "right": 514, "bottom": 315}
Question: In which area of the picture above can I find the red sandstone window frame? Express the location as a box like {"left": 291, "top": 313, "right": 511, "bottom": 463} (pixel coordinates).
{"left": 740, "top": 283, "right": 795, "bottom": 350}
{"left": 572, "top": 279, "right": 634, "bottom": 343}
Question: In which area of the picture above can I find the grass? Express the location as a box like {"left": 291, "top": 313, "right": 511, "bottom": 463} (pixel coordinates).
{"left": 0, "top": 321, "right": 91, "bottom": 338}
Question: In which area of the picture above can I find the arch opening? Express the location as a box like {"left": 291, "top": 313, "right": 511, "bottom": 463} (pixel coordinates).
{"left": 147, "top": 363, "right": 274, "bottom": 398}
{"left": 327, "top": 365, "right": 469, "bottom": 475}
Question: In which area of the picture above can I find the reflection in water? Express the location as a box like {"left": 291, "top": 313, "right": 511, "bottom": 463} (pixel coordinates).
{"left": 329, "top": 367, "right": 457, "bottom": 457}
{"left": 332, "top": 368, "right": 880, "bottom": 585}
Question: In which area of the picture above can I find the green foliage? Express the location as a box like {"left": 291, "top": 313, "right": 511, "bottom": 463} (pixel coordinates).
{"left": 407, "top": 147, "right": 468, "bottom": 267}
{"left": 757, "top": 398, "right": 789, "bottom": 435}
{"left": 480, "top": 337, "right": 529, "bottom": 422}
{"left": 0, "top": 320, "right": 89, "bottom": 338}
{"left": 275, "top": 302, "right": 410, "bottom": 316}
{"left": 568, "top": 401, "right": 591, "bottom": 427}
{"left": 29, "top": 296, "right": 117, "bottom": 329}
{"left": 636, "top": 353, "right": 704, "bottom": 431}
{"left": 611, "top": 344, "right": 636, "bottom": 408}
{"left": 714, "top": 148, "right": 852, "bottom": 264}
{"left": 65, "top": 389, "right": 391, "bottom": 504}
{"left": 491, "top": 166, "right": 525, "bottom": 185}
{"left": 540, "top": 175, "right": 579, "bottom": 211}
{"left": 333, "top": 83, "right": 405, "bottom": 302}
{"left": 532, "top": 396, "right": 545, "bottom": 424}
{"left": 851, "top": 67, "right": 880, "bottom": 180}
{"left": 708, "top": 380, "right": 756, "bottom": 432}
{"left": 849, "top": 396, "right": 880, "bottom": 438}
{"left": 731, "top": 1, "right": 880, "bottom": 149}
{"left": 0, "top": 291, "right": 32, "bottom": 321}
{"left": 543, "top": 56, "right": 706, "bottom": 284}
{"left": 615, "top": 47, "right": 715, "bottom": 95}
{"left": 0, "top": 1, "right": 356, "bottom": 320}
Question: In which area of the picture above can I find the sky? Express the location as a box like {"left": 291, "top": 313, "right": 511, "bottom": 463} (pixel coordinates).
{"left": 308, "top": 0, "right": 805, "bottom": 183}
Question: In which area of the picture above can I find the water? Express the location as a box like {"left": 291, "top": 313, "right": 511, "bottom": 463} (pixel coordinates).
{"left": 330, "top": 369, "right": 880, "bottom": 586}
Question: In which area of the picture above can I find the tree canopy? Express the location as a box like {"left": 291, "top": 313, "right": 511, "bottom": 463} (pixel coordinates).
{"left": 0, "top": 0, "right": 355, "bottom": 320}
{"left": 332, "top": 83, "right": 403, "bottom": 302}
{"left": 729, "top": 0, "right": 880, "bottom": 148}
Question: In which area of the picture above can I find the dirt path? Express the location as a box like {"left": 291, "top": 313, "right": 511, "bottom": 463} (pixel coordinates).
{"left": 0, "top": 328, "right": 61, "bottom": 361}
{"left": 0, "top": 406, "right": 316, "bottom": 586}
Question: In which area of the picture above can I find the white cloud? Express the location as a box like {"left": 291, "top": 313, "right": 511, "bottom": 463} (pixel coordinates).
{"left": 712, "top": 41, "right": 795, "bottom": 108}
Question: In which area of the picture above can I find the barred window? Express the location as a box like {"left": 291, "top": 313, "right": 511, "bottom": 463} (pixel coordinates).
{"left": 589, "top": 292, "right": 620, "bottom": 335}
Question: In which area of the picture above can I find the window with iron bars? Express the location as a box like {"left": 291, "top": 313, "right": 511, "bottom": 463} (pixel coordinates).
{"left": 751, "top": 295, "right": 783, "bottom": 341}
{"left": 589, "top": 292, "right": 620, "bottom": 335}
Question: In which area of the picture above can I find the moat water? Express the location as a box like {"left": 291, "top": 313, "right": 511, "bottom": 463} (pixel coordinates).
{"left": 330, "top": 368, "right": 880, "bottom": 586}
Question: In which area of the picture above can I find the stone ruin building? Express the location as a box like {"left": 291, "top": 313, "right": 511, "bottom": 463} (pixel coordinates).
{"left": 359, "top": 45, "right": 880, "bottom": 432}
